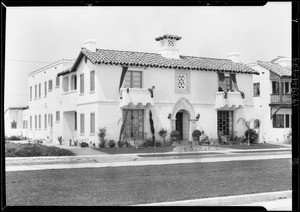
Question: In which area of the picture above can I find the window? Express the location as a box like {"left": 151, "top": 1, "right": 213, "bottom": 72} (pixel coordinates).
{"left": 35, "top": 84, "right": 37, "bottom": 99}
{"left": 48, "top": 80, "right": 53, "bottom": 91}
{"left": 11, "top": 121, "right": 17, "bottom": 129}
{"left": 273, "top": 114, "right": 284, "bottom": 128}
{"left": 71, "top": 75, "right": 77, "bottom": 90}
{"left": 63, "top": 76, "right": 69, "bottom": 92}
{"left": 48, "top": 113, "right": 53, "bottom": 127}
{"left": 175, "top": 70, "right": 190, "bottom": 94}
{"left": 90, "top": 113, "right": 95, "bottom": 134}
{"left": 23, "top": 120, "right": 26, "bottom": 129}
{"left": 56, "top": 111, "right": 60, "bottom": 122}
{"left": 80, "top": 114, "right": 85, "bottom": 134}
{"left": 177, "top": 74, "right": 187, "bottom": 90}
{"left": 286, "top": 114, "right": 290, "bottom": 128}
{"left": 253, "top": 83, "right": 260, "bottom": 97}
{"left": 44, "top": 81, "right": 47, "bottom": 97}
{"left": 38, "top": 115, "right": 41, "bottom": 129}
{"left": 282, "top": 82, "right": 290, "bottom": 94}
{"left": 74, "top": 112, "right": 77, "bottom": 131}
{"left": 38, "top": 83, "right": 41, "bottom": 98}
{"left": 90, "top": 71, "right": 95, "bottom": 92}
{"left": 254, "top": 119, "right": 260, "bottom": 129}
{"left": 44, "top": 114, "right": 47, "bottom": 129}
{"left": 30, "top": 86, "right": 32, "bottom": 101}
{"left": 123, "top": 71, "right": 142, "bottom": 88}
{"left": 219, "top": 76, "right": 233, "bottom": 92}
{"left": 123, "top": 109, "right": 144, "bottom": 139}
{"left": 80, "top": 74, "right": 84, "bottom": 94}
{"left": 272, "top": 81, "right": 279, "bottom": 94}
{"left": 35, "top": 115, "right": 37, "bottom": 130}
{"left": 56, "top": 76, "right": 60, "bottom": 87}
{"left": 30, "top": 116, "right": 32, "bottom": 129}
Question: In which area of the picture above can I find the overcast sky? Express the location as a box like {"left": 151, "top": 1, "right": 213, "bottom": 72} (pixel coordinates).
{"left": 4, "top": 3, "right": 291, "bottom": 107}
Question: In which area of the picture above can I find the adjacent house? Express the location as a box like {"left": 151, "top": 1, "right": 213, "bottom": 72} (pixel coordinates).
{"left": 26, "top": 34, "right": 260, "bottom": 145}
{"left": 250, "top": 56, "right": 291, "bottom": 143}
{"left": 4, "top": 106, "right": 29, "bottom": 138}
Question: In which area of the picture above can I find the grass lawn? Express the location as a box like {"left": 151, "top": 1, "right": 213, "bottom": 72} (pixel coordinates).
{"left": 5, "top": 142, "right": 75, "bottom": 157}
{"left": 6, "top": 158, "right": 291, "bottom": 206}
{"left": 93, "top": 145, "right": 176, "bottom": 154}
{"left": 209, "top": 143, "right": 285, "bottom": 150}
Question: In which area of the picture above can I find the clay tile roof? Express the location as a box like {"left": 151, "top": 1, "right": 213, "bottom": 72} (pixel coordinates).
{"left": 8, "top": 106, "right": 29, "bottom": 110}
{"left": 58, "top": 48, "right": 258, "bottom": 76}
{"left": 257, "top": 61, "right": 291, "bottom": 77}
{"left": 155, "top": 34, "right": 182, "bottom": 41}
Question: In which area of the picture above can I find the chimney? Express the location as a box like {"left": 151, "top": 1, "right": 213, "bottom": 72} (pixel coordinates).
{"left": 83, "top": 39, "right": 97, "bottom": 52}
{"left": 155, "top": 34, "right": 181, "bottom": 59}
{"left": 227, "top": 52, "right": 241, "bottom": 63}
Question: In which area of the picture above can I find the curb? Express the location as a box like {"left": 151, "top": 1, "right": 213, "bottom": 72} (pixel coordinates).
{"left": 135, "top": 190, "right": 292, "bottom": 206}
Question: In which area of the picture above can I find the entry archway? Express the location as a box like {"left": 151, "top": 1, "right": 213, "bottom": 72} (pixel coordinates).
{"left": 175, "top": 109, "right": 190, "bottom": 140}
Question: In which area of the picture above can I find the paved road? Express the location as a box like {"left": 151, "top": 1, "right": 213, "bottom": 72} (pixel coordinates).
{"left": 6, "top": 158, "right": 291, "bottom": 206}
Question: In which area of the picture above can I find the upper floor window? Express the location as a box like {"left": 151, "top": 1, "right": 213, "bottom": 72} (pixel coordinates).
{"left": 253, "top": 83, "right": 260, "bottom": 97}
{"left": 30, "top": 86, "right": 32, "bottom": 101}
{"left": 44, "top": 81, "right": 47, "bottom": 97}
{"left": 56, "top": 111, "right": 60, "bottom": 122}
{"left": 281, "top": 81, "right": 290, "bottom": 94}
{"left": 90, "top": 112, "right": 95, "bottom": 134}
{"left": 38, "top": 83, "right": 41, "bottom": 98}
{"left": 63, "top": 76, "right": 69, "bottom": 92}
{"left": 80, "top": 74, "right": 84, "bottom": 94}
{"left": 124, "top": 71, "right": 142, "bottom": 88}
{"left": 35, "top": 84, "right": 37, "bottom": 99}
{"left": 272, "top": 81, "right": 279, "bottom": 94}
{"left": 71, "top": 75, "right": 77, "bottom": 90}
{"left": 219, "top": 76, "right": 233, "bottom": 92}
{"left": 254, "top": 119, "right": 260, "bottom": 129}
{"left": 48, "top": 80, "right": 53, "bottom": 91}
{"left": 56, "top": 76, "right": 60, "bottom": 87}
{"left": 90, "top": 71, "right": 95, "bottom": 92}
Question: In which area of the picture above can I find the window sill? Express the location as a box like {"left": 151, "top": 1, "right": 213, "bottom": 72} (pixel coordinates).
{"left": 48, "top": 89, "right": 53, "bottom": 92}
{"left": 253, "top": 95, "right": 260, "bottom": 97}
{"left": 89, "top": 90, "right": 95, "bottom": 94}
{"left": 80, "top": 133, "right": 85, "bottom": 136}
{"left": 56, "top": 121, "right": 60, "bottom": 123}
{"left": 79, "top": 93, "right": 84, "bottom": 96}
{"left": 44, "top": 96, "right": 47, "bottom": 98}
{"left": 55, "top": 86, "right": 60, "bottom": 88}
{"left": 90, "top": 133, "right": 95, "bottom": 136}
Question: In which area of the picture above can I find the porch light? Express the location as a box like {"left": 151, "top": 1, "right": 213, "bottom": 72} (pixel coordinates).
{"left": 196, "top": 114, "right": 200, "bottom": 121}
{"left": 167, "top": 113, "right": 171, "bottom": 119}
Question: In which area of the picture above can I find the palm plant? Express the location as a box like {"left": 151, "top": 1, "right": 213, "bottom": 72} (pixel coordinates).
{"left": 237, "top": 118, "right": 258, "bottom": 145}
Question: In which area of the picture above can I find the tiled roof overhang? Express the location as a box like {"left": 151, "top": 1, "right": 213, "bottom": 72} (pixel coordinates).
{"left": 58, "top": 48, "right": 259, "bottom": 77}
{"left": 155, "top": 34, "right": 182, "bottom": 41}
{"left": 8, "top": 106, "right": 29, "bottom": 110}
{"left": 257, "top": 61, "right": 291, "bottom": 77}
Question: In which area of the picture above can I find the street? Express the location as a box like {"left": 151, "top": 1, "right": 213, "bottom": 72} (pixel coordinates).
{"left": 6, "top": 158, "right": 291, "bottom": 206}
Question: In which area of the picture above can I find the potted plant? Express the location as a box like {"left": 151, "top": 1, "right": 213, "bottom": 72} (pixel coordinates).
{"left": 192, "top": 130, "right": 202, "bottom": 143}
{"left": 170, "top": 130, "right": 180, "bottom": 141}
{"left": 158, "top": 128, "right": 167, "bottom": 146}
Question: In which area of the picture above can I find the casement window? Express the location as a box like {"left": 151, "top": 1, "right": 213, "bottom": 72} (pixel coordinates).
{"left": 124, "top": 71, "right": 142, "bottom": 88}
{"left": 35, "top": 84, "right": 37, "bottom": 99}
{"left": 123, "top": 109, "right": 144, "bottom": 139}
{"left": 90, "top": 113, "right": 95, "bottom": 134}
{"left": 63, "top": 76, "right": 69, "bottom": 92}
{"left": 44, "top": 114, "right": 47, "bottom": 129}
{"left": 80, "top": 113, "right": 85, "bottom": 134}
{"left": 38, "top": 83, "right": 41, "bottom": 98}
{"left": 30, "top": 116, "right": 32, "bottom": 129}
{"left": 30, "top": 86, "right": 32, "bottom": 101}
{"left": 44, "top": 81, "right": 47, "bottom": 97}
{"left": 273, "top": 114, "right": 284, "bottom": 128}
{"left": 56, "top": 111, "right": 60, "bottom": 122}
{"left": 71, "top": 75, "right": 77, "bottom": 90}
{"left": 56, "top": 76, "right": 60, "bottom": 87}
{"left": 35, "top": 115, "right": 37, "bottom": 130}
{"left": 38, "top": 115, "right": 41, "bottom": 129}
{"left": 253, "top": 83, "right": 260, "bottom": 97}
{"left": 74, "top": 112, "right": 77, "bottom": 131}
{"left": 90, "top": 71, "right": 95, "bottom": 92}
{"left": 11, "top": 121, "right": 17, "bottom": 129}
{"left": 286, "top": 114, "right": 290, "bottom": 128}
{"left": 272, "top": 81, "right": 279, "bottom": 94}
{"left": 218, "top": 76, "right": 233, "bottom": 92}
{"left": 48, "top": 80, "right": 53, "bottom": 91}
{"left": 281, "top": 82, "right": 290, "bottom": 94}
{"left": 80, "top": 74, "right": 84, "bottom": 94}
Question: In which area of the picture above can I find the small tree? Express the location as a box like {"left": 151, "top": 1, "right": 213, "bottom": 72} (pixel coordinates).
{"left": 57, "top": 136, "right": 63, "bottom": 145}
{"left": 97, "top": 127, "right": 107, "bottom": 148}
{"left": 158, "top": 128, "right": 167, "bottom": 146}
{"left": 237, "top": 118, "right": 258, "bottom": 145}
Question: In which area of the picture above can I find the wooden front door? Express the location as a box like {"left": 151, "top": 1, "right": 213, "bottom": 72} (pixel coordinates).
{"left": 175, "top": 112, "right": 183, "bottom": 140}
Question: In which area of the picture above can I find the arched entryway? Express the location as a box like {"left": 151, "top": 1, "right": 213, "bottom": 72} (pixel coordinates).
{"left": 175, "top": 110, "right": 190, "bottom": 140}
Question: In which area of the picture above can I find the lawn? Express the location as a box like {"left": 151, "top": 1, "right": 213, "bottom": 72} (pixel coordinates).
{"left": 93, "top": 145, "right": 176, "bottom": 154}
{"left": 5, "top": 142, "right": 75, "bottom": 157}
{"left": 209, "top": 143, "right": 285, "bottom": 150}
{"left": 6, "top": 158, "right": 291, "bottom": 206}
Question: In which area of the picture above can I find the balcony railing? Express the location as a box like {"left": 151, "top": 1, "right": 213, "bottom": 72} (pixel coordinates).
{"left": 270, "top": 94, "right": 291, "bottom": 104}
{"left": 215, "top": 92, "right": 244, "bottom": 109}
{"left": 120, "top": 88, "right": 154, "bottom": 108}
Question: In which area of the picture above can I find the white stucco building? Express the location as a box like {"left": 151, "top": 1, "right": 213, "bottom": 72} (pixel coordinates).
{"left": 4, "top": 106, "right": 29, "bottom": 138}
{"left": 250, "top": 56, "right": 291, "bottom": 143}
{"left": 25, "top": 34, "right": 261, "bottom": 145}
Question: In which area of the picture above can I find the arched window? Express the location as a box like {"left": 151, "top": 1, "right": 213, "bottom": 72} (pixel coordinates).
{"left": 254, "top": 119, "right": 260, "bottom": 129}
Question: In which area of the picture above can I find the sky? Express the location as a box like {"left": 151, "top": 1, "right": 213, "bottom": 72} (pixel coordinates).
{"left": 4, "top": 3, "right": 291, "bottom": 107}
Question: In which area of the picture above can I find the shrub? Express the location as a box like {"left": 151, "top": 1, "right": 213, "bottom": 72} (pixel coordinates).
{"left": 97, "top": 127, "right": 107, "bottom": 148}
{"left": 7, "top": 135, "right": 24, "bottom": 141}
{"left": 123, "top": 140, "right": 132, "bottom": 148}
{"left": 192, "top": 130, "right": 202, "bottom": 142}
{"left": 118, "top": 140, "right": 124, "bottom": 148}
{"left": 155, "top": 142, "right": 161, "bottom": 147}
{"left": 109, "top": 140, "right": 116, "bottom": 148}
{"left": 158, "top": 128, "right": 168, "bottom": 146}
{"left": 199, "top": 132, "right": 209, "bottom": 145}
{"left": 170, "top": 131, "right": 180, "bottom": 141}
{"left": 285, "top": 130, "right": 292, "bottom": 144}
{"left": 80, "top": 142, "right": 89, "bottom": 148}
{"left": 57, "top": 136, "right": 63, "bottom": 145}
{"left": 244, "top": 129, "right": 258, "bottom": 144}
{"left": 143, "top": 139, "right": 150, "bottom": 147}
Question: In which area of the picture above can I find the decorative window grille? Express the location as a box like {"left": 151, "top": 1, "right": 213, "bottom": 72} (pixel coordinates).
{"left": 177, "top": 74, "right": 187, "bottom": 90}
{"left": 168, "top": 39, "right": 175, "bottom": 46}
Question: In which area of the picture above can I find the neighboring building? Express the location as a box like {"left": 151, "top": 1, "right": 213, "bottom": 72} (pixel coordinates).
{"left": 27, "top": 59, "right": 75, "bottom": 142}
{"left": 26, "top": 34, "right": 260, "bottom": 145}
{"left": 250, "top": 56, "right": 291, "bottom": 143}
{"left": 4, "top": 106, "right": 29, "bottom": 138}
